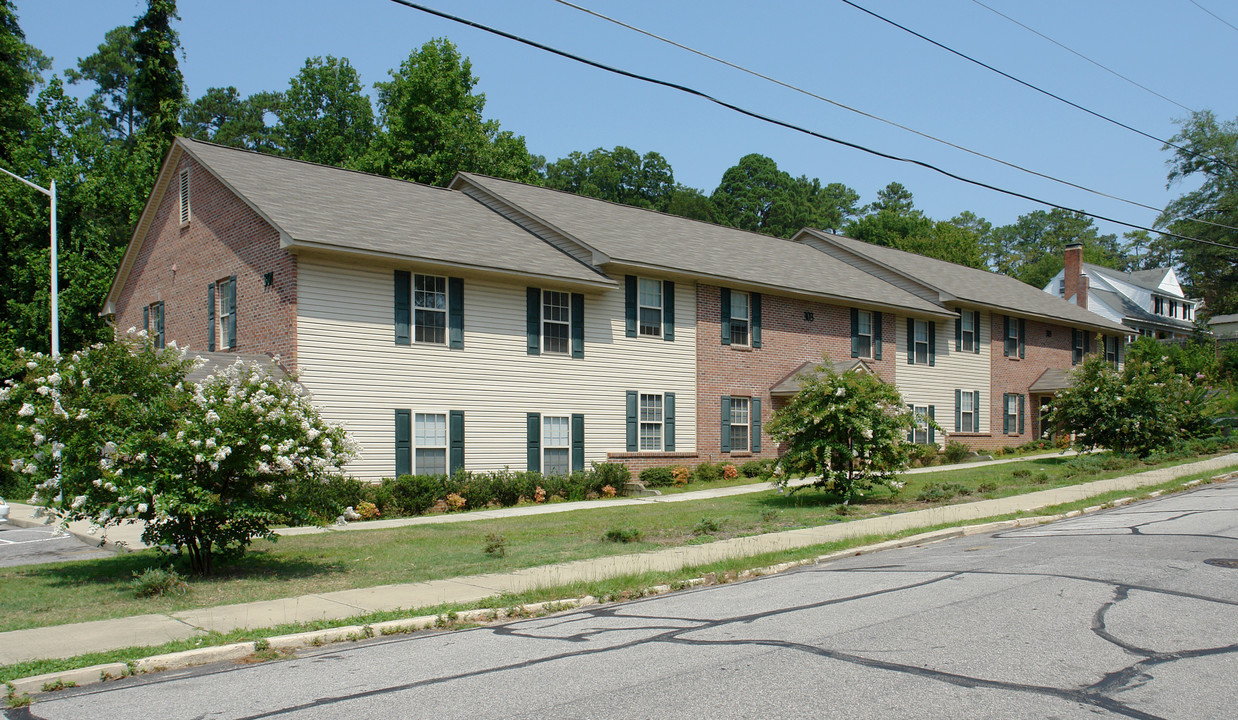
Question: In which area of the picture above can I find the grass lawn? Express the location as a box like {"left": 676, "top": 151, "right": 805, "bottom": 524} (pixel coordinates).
{"left": 1, "top": 451, "right": 1233, "bottom": 634}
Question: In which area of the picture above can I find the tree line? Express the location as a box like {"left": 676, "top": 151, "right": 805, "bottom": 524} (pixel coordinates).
{"left": 1, "top": 0, "right": 1234, "bottom": 371}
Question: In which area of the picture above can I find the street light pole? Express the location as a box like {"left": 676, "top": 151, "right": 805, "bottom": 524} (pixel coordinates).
{"left": 0, "top": 167, "right": 58, "bottom": 358}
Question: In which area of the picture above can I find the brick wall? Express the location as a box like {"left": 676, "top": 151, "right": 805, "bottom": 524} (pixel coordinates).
{"left": 695, "top": 284, "right": 897, "bottom": 464}
{"left": 982, "top": 314, "right": 1074, "bottom": 448}
{"left": 114, "top": 153, "right": 299, "bottom": 368}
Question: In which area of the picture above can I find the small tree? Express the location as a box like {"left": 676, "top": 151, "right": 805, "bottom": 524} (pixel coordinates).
{"left": 766, "top": 361, "right": 918, "bottom": 503}
{"left": 1044, "top": 351, "right": 1216, "bottom": 457}
{"left": 0, "top": 333, "right": 356, "bottom": 574}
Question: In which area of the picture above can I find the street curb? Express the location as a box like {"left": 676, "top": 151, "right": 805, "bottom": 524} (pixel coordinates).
{"left": 7, "top": 471, "right": 1234, "bottom": 701}
{"left": 3, "top": 514, "right": 136, "bottom": 554}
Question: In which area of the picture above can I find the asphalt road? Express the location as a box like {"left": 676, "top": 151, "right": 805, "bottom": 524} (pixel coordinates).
{"left": 13, "top": 482, "right": 1238, "bottom": 720}
{"left": 0, "top": 524, "right": 112, "bottom": 568}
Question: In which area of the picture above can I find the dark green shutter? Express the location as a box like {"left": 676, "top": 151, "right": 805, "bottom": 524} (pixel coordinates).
{"left": 527, "top": 412, "right": 541, "bottom": 472}
{"left": 751, "top": 293, "right": 762, "bottom": 348}
{"left": 526, "top": 288, "right": 540, "bottom": 355}
{"left": 721, "top": 288, "right": 732, "bottom": 345}
{"left": 928, "top": 406, "right": 936, "bottom": 444}
{"left": 665, "top": 393, "right": 676, "bottom": 451}
{"left": 571, "top": 414, "right": 585, "bottom": 472}
{"left": 1002, "top": 394, "right": 1011, "bottom": 434}
{"left": 448, "top": 277, "right": 464, "bottom": 349}
{"left": 928, "top": 322, "right": 936, "bottom": 366}
{"left": 225, "top": 275, "right": 237, "bottom": 349}
{"left": 973, "top": 311, "right": 981, "bottom": 354}
{"left": 720, "top": 396, "right": 731, "bottom": 452}
{"left": 143, "top": 306, "right": 149, "bottom": 331}
{"left": 207, "top": 283, "right": 216, "bottom": 351}
{"left": 571, "top": 293, "right": 584, "bottom": 358}
{"left": 955, "top": 389, "right": 962, "bottom": 432}
{"left": 751, "top": 398, "right": 762, "bottom": 452}
{"left": 1018, "top": 395, "right": 1025, "bottom": 435}
{"left": 156, "top": 302, "right": 164, "bottom": 348}
{"left": 955, "top": 308, "right": 963, "bottom": 351}
{"left": 625, "top": 391, "right": 638, "bottom": 451}
{"left": 874, "top": 311, "right": 883, "bottom": 360}
{"left": 625, "top": 276, "right": 637, "bottom": 338}
{"left": 1003, "top": 315, "right": 1010, "bottom": 357}
{"left": 449, "top": 410, "right": 464, "bottom": 475}
{"left": 394, "top": 271, "right": 411, "bottom": 345}
{"left": 663, "top": 281, "right": 675, "bottom": 341}
{"left": 975, "top": 390, "right": 982, "bottom": 432}
{"left": 907, "top": 318, "right": 915, "bottom": 364}
{"left": 1018, "top": 318, "right": 1026, "bottom": 359}
{"left": 395, "top": 409, "right": 412, "bottom": 477}
{"left": 851, "top": 308, "right": 860, "bottom": 358}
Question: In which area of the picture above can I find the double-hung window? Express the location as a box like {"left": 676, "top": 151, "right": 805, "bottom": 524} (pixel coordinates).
{"left": 729, "top": 292, "right": 750, "bottom": 347}
{"left": 1073, "top": 330, "right": 1087, "bottom": 364}
{"left": 1002, "top": 394, "right": 1025, "bottom": 435}
{"left": 414, "top": 412, "right": 447, "bottom": 475}
{"left": 1154, "top": 296, "right": 1164, "bottom": 315}
{"left": 960, "top": 311, "right": 976, "bottom": 352}
{"left": 1104, "top": 335, "right": 1120, "bottom": 367}
{"left": 542, "top": 290, "right": 570, "bottom": 355}
{"left": 855, "top": 310, "right": 873, "bottom": 359}
{"left": 913, "top": 320, "right": 929, "bottom": 365}
{"left": 638, "top": 278, "right": 663, "bottom": 337}
{"left": 729, "top": 397, "right": 750, "bottom": 452}
{"left": 208, "top": 277, "right": 236, "bottom": 352}
{"left": 1005, "top": 318, "right": 1019, "bottom": 356}
{"left": 144, "top": 301, "right": 165, "bottom": 349}
{"left": 639, "top": 393, "right": 664, "bottom": 451}
{"left": 542, "top": 416, "right": 571, "bottom": 476}
{"left": 414, "top": 274, "right": 447, "bottom": 344}
{"left": 956, "top": 390, "right": 978, "bottom": 433}
{"left": 912, "top": 406, "right": 929, "bottom": 444}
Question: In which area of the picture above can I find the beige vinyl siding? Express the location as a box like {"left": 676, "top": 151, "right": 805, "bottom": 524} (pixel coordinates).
{"left": 799, "top": 237, "right": 940, "bottom": 304}
{"left": 297, "top": 257, "right": 696, "bottom": 480}
{"left": 460, "top": 186, "right": 596, "bottom": 266}
{"left": 893, "top": 310, "right": 991, "bottom": 446}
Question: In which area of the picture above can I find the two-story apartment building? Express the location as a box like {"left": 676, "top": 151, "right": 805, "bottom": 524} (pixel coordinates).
{"left": 104, "top": 138, "right": 1129, "bottom": 479}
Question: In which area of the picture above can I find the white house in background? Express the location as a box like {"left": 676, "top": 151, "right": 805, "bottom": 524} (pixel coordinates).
{"left": 1208, "top": 313, "right": 1238, "bottom": 339}
{"left": 1043, "top": 242, "right": 1201, "bottom": 340}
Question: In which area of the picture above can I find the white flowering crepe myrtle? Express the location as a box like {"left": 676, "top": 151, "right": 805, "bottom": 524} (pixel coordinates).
{"left": 0, "top": 332, "right": 356, "bottom": 575}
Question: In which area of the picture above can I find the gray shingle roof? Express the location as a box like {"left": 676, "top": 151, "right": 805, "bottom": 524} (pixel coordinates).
{"left": 799, "top": 229, "right": 1128, "bottom": 333}
{"left": 1028, "top": 368, "right": 1074, "bottom": 393}
{"left": 458, "top": 173, "right": 950, "bottom": 316}
{"left": 1209, "top": 313, "right": 1238, "bottom": 324}
{"left": 1091, "top": 288, "right": 1194, "bottom": 330}
{"left": 179, "top": 139, "right": 610, "bottom": 286}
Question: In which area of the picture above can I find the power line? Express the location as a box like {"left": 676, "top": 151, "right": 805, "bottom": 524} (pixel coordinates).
{"left": 383, "top": 0, "right": 1237, "bottom": 252}
{"left": 837, "top": 0, "right": 1238, "bottom": 177}
{"left": 1189, "top": 0, "right": 1238, "bottom": 34}
{"left": 966, "top": 0, "right": 1194, "bottom": 113}
{"left": 551, "top": 0, "right": 1238, "bottom": 234}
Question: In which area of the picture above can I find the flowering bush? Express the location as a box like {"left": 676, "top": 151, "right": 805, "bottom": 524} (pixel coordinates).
{"left": 671, "top": 466, "right": 691, "bottom": 486}
{"left": 445, "top": 492, "right": 467, "bottom": 511}
{"left": 721, "top": 464, "right": 739, "bottom": 480}
{"left": 0, "top": 333, "right": 355, "bottom": 574}
{"left": 766, "top": 359, "right": 918, "bottom": 503}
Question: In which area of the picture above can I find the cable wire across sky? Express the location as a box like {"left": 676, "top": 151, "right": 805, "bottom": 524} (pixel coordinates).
{"left": 384, "top": 0, "right": 1236, "bottom": 252}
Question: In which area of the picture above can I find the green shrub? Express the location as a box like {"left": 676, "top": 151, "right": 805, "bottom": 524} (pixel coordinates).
{"left": 908, "top": 443, "right": 939, "bottom": 467}
{"left": 1011, "top": 468, "right": 1031, "bottom": 479}
{"left": 603, "top": 527, "right": 642, "bottom": 543}
{"left": 740, "top": 459, "right": 768, "bottom": 478}
{"left": 130, "top": 567, "right": 188, "bottom": 598}
{"left": 483, "top": 533, "right": 506, "bottom": 557}
{"left": 384, "top": 474, "right": 446, "bottom": 515}
{"left": 942, "top": 441, "right": 971, "bottom": 464}
{"left": 640, "top": 466, "right": 675, "bottom": 487}
{"left": 915, "top": 482, "right": 969, "bottom": 503}
{"left": 693, "top": 517, "right": 721, "bottom": 535}
{"left": 693, "top": 462, "right": 721, "bottom": 483}
{"left": 1032, "top": 472, "right": 1049, "bottom": 484}
{"left": 287, "top": 475, "right": 369, "bottom": 523}
{"left": 590, "top": 462, "right": 631, "bottom": 491}
{"left": 977, "top": 481, "right": 997, "bottom": 493}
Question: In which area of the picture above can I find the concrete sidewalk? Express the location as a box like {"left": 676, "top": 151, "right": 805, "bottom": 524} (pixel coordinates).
{"left": 2, "top": 451, "right": 1232, "bottom": 667}
{"left": 5, "top": 449, "right": 1079, "bottom": 550}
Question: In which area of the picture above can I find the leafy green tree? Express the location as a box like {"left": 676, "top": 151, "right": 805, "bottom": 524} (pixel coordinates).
{"left": 1044, "top": 341, "right": 1216, "bottom": 457}
{"left": 868, "top": 181, "right": 916, "bottom": 215}
{"left": 664, "top": 184, "right": 717, "bottom": 223}
{"left": 131, "top": 0, "right": 184, "bottom": 145}
{"left": 845, "top": 210, "right": 986, "bottom": 268}
{"left": 65, "top": 26, "right": 137, "bottom": 140}
{"left": 710, "top": 154, "right": 860, "bottom": 238}
{"left": 766, "top": 360, "right": 918, "bottom": 503}
{"left": 2, "top": 335, "right": 356, "bottom": 574}
{"left": 367, "top": 38, "right": 537, "bottom": 186}
{"left": 182, "top": 86, "right": 281, "bottom": 152}
{"left": 1157, "top": 111, "right": 1238, "bottom": 315}
{"left": 0, "top": 0, "right": 48, "bottom": 165}
{"left": 278, "top": 56, "right": 375, "bottom": 167}
{"left": 543, "top": 146, "right": 675, "bottom": 209}
{"left": 984, "top": 209, "right": 1126, "bottom": 288}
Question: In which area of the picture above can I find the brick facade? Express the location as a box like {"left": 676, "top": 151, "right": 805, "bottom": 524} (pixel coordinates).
{"left": 982, "top": 314, "right": 1074, "bottom": 448}
{"left": 114, "top": 154, "right": 299, "bottom": 368}
{"left": 695, "top": 284, "right": 896, "bottom": 464}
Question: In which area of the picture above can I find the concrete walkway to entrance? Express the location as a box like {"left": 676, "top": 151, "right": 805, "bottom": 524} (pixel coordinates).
{"left": 2, "top": 451, "right": 1232, "bottom": 667}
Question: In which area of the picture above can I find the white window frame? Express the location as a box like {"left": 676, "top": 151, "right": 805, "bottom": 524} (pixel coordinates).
{"left": 1005, "top": 395, "right": 1019, "bottom": 435}
{"left": 730, "top": 291, "right": 751, "bottom": 347}
{"left": 179, "top": 169, "right": 191, "bottom": 226}
{"left": 961, "top": 311, "right": 976, "bottom": 352}
{"left": 856, "top": 309, "right": 874, "bottom": 359}
{"left": 638, "top": 392, "right": 664, "bottom": 451}
{"left": 1105, "top": 336, "right": 1119, "bottom": 367}
{"left": 414, "top": 412, "right": 448, "bottom": 476}
{"left": 637, "top": 278, "right": 663, "bottom": 338}
{"left": 959, "top": 391, "right": 976, "bottom": 433}
{"left": 148, "top": 301, "right": 165, "bottom": 350}
{"left": 729, "top": 396, "right": 751, "bottom": 452}
{"left": 1073, "top": 331, "right": 1086, "bottom": 364}
{"left": 215, "top": 277, "right": 236, "bottom": 351}
{"left": 541, "top": 414, "right": 571, "bottom": 476}
{"left": 1005, "top": 317, "right": 1019, "bottom": 357}
{"left": 541, "top": 290, "right": 571, "bottom": 355}
{"left": 413, "top": 273, "right": 447, "bottom": 345}
{"left": 912, "top": 405, "right": 929, "bottom": 445}
{"left": 913, "top": 320, "right": 929, "bottom": 365}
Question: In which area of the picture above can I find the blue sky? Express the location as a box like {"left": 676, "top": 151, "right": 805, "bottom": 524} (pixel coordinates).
{"left": 15, "top": 1, "right": 1238, "bottom": 240}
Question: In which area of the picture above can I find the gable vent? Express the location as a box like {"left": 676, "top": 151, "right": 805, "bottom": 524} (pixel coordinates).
{"left": 179, "top": 169, "right": 191, "bottom": 225}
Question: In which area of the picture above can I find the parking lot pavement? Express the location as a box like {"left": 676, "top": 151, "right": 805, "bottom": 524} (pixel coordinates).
{"left": 0, "top": 524, "right": 113, "bottom": 567}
